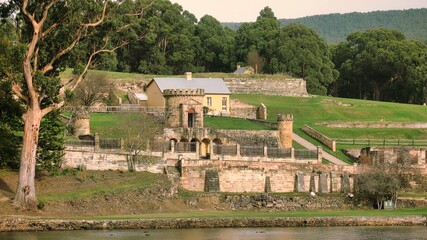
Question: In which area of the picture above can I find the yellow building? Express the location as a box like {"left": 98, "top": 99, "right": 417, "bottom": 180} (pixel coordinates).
{"left": 145, "top": 72, "right": 231, "bottom": 115}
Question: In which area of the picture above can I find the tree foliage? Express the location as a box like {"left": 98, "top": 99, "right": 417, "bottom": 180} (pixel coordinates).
{"left": 273, "top": 23, "right": 338, "bottom": 95}
{"left": 355, "top": 169, "right": 400, "bottom": 209}
{"left": 73, "top": 72, "right": 112, "bottom": 107}
{"left": 331, "top": 29, "right": 427, "bottom": 103}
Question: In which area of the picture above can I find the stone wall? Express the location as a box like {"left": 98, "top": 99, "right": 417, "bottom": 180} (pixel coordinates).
{"left": 1, "top": 216, "right": 426, "bottom": 232}
{"left": 215, "top": 129, "right": 279, "bottom": 147}
{"left": 224, "top": 78, "right": 308, "bottom": 96}
{"left": 359, "top": 147, "right": 427, "bottom": 168}
{"left": 179, "top": 159, "right": 356, "bottom": 193}
{"left": 63, "top": 146, "right": 166, "bottom": 173}
{"left": 302, "top": 125, "right": 336, "bottom": 151}
{"left": 229, "top": 99, "right": 257, "bottom": 119}
{"left": 317, "top": 121, "right": 427, "bottom": 128}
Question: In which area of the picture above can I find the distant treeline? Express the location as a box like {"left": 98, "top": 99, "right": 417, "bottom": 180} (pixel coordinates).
{"left": 223, "top": 9, "right": 427, "bottom": 44}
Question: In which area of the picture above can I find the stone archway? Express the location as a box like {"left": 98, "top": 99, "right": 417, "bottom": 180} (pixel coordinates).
{"left": 201, "top": 138, "right": 211, "bottom": 158}
{"left": 190, "top": 138, "right": 200, "bottom": 153}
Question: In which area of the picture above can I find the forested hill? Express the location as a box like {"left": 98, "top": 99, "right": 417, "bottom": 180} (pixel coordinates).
{"left": 223, "top": 8, "right": 427, "bottom": 44}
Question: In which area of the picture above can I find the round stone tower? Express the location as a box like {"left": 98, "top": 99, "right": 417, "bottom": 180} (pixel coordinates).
{"left": 277, "top": 114, "right": 293, "bottom": 149}
{"left": 70, "top": 107, "right": 90, "bottom": 137}
{"left": 164, "top": 88, "right": 205, "bottom": 128}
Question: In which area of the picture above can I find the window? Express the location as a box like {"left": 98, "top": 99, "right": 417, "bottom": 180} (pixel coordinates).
{"left": 207, "top": 97, "right": 212, "bottom": 106}
{"left": 222, "top": 97, "right": 227, "bottom": 111}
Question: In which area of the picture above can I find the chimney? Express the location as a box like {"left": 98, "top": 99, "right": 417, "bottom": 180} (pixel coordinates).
{"left": 185, "top": 72, "right": 192, "bottom": 80}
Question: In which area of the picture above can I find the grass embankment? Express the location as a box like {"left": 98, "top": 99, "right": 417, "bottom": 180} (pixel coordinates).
{"left": 86, "top": 208, "right": 427, "bottom": 220}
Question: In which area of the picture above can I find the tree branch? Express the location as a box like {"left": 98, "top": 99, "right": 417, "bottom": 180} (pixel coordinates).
{"left": 41, "top": 29, "right": 82, "bottom": 74}
{"left": 11, "top": 82, "right": 29, "bottom": 103}
{"left": 41, "top": 101, "right": 65, "bottom": 117}
{"left": 82, "top": 0, "right": 109, "bottom": 28}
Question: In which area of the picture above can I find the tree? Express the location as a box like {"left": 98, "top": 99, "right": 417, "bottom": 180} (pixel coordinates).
{"left": 117, "top": 114, "right": 162, "bottom": 171}
{"left": 73, "top": 72, "right": 112, "bottom": 107}
{"left": 194, "top": 15, "right": 235, "bottom": 72}
{"left": 234, "top": 6, "right": 280, "bottom": 73}
{"left": 0, "top": 19, "right": 23, "bottom": 168}
{"left": 36, "top": 110, "right": 65, "bottom": 174}
{"left": 355, "top": 169, "right": 400, "bottom": 209}
{"left": 1, "top": 0, "right": 149, "bottom": 208}
{"left": 332, "top": 29, "right": 427, "bottom": 103}
{"left": 273, "top": 23, "right": 339, "bottom": 95}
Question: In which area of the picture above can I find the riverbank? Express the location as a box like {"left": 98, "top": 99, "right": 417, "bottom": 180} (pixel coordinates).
{"left": 0, "top": 216, "right": 426, "bottom": 232}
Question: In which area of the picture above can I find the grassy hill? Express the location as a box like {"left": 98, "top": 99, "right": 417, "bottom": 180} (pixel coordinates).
{"left": 232, "top": 94, "right": 427, "bottom": 140}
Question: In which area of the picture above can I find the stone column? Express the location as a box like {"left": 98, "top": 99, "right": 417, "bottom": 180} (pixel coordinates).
{"left": 94, "top": 133, "right": 100, "bottom": 150}
{"left": 318, "top": 173, "right": 329, "bottom": 193}
{"left": 330, "top": 171, "right": 339, "bottom": 193}
{"left": 277, "top": 114, "right": 293, "bottom": 149}
{"left": 317, "top": 146, "right": 323, "bottom": 163}
{"left": 291, "top": 148, "right": 295, "bottom": 159}
{"left": 295, "top": 172, "right": 305, "bottom": 192}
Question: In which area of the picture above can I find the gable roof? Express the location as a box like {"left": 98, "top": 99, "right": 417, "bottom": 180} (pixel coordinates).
{"left": 234, "top": 66, "right": 254, "bottom": 74}
{"left": 148, "top": 77, "right": 231, "bottom": 94}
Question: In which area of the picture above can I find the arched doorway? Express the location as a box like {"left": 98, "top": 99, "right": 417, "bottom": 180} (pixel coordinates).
{"left": 201, "top": 138, "right": 211, "bottom": 159}
{"left": 212, "top": 138, "right": 223, "bottom": 155}
{"left": 169, "top": 138, "right": 178, "bottom": 152}
{"left": 190, "top": 138, "right": 200, "bottom": 153}
{"left": 188, "top": 108, "right": 196, "bottom": 128}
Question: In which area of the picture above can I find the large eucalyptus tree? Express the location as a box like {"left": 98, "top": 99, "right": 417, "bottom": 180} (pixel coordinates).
{"left": 0, "top": 0, "right": 149, "bottom": 208}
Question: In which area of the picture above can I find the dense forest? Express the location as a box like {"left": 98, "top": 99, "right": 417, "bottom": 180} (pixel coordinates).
{"left": 223, "top": 8, "right": 427, "bottom": 44}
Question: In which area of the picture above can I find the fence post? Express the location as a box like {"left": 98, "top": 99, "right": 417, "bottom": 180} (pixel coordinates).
{"left": 332, "top": 140, "right": 336, "bottom": 152}
{"left": 94, "top": 133, "right": 100, "bottom": 150}
{"left": 237, "top": 144, "right": 241, "bottom": 157}
{"left": 120, "top": 138, "right": 125, "bottom": 150}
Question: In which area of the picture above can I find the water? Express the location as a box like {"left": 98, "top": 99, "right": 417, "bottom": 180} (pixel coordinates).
{"left": 1, "top": 226, "right": 427, "bottom": 240}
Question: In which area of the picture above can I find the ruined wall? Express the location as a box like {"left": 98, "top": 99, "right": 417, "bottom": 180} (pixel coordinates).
{"left": 302, "top": 125, "right": 336, "bottom": 151}
{"left": 63, "top": 146, "right": 166, "bottom": 173}
{"left": 215, "top": 129, "right": 279, "bottom": 147}
{"left": 229, "top": 99, "right": 257, "bottom": 119}
{"left": 224, "top": 78, "right": 308, "bottom": 96}
{"left": 179, "top": 159, "right": 356, "bottom": 193}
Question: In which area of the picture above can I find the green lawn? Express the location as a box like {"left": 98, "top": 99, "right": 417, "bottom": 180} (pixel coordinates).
{"left": 64, "top": 208, "right": 427, "bottom": 220}
{"left": 232, "top": 94, "right": 427, "bottom": 139}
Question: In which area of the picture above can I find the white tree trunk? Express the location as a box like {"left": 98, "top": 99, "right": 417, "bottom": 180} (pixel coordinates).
{"left": 13, "top": 106, "right": 42, "bottom": 207}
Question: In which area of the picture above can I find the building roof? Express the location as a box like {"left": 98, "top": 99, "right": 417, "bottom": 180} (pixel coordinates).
{"left": 149, "top": 77, "right": 231, "bottom": 94}
{"left": 134, "top": 92, "right": 147, "bottom": 101}
{"left": 234, "top": 66, "right": 253, "bottom": 74}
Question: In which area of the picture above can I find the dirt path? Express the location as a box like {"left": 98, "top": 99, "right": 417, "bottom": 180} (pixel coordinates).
{"left": 292, "top": 133, "right": 348, "bottom": 165}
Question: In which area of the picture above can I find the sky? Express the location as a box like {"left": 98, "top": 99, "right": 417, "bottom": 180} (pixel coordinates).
{"left": 170, "top": 0, "right": 427, "bottom": 22}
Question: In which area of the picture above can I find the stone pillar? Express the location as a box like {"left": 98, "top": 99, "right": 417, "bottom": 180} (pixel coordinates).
{"left": 341, "top": 173, "right": 351, "bottom": 193}
{"left": 264, "top": 176, "right": 271, "bottom": 193}
{"left": 94, "top": 133, "right": 100, "bottom": 150}
{"left": 330, "top": 171, "right": 339, "bottom": 193}
{"left": 295, "top": 172, "right": 305, "bottom": 192}
{"left": 317, "top": 146, "right": 323, "bottom": 163}
{"left": 236, "top": 144, "right": 241, "bottom": 157}
{"left": 120, "top": 138, "right": 125, "bottom": 150}
{"left": 309, "top": 175, "right": 316, "bottom": 192}
{"left": 170, "top": 140, "right": 175, "bottom": 153}
{"left": 263, "top": 145, "right": 268, "bottom": 157}
{"left": 277, "top": 114, "right": 293, "bottom": 149}
{"left": 257, "top": 103, "right": 267, "bottom": 120}
{"left": 318, "top": 173, "right": 329, "bottom": 193}
{"left": 196, "top": 142, "right": 200, "bottom": 157}
{"left": 291, "top": 148, "right": 295, "bottom": 159}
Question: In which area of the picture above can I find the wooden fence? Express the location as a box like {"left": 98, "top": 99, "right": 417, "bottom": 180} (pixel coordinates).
{"left": 335, "top": 138, "right": 427, "bottom": 146}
